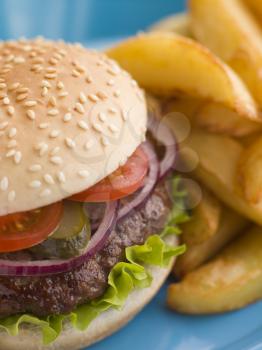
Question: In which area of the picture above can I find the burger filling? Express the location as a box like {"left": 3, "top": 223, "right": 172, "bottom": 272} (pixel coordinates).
{"left": 0, "top": 125, "right": 188, "bottom": 344}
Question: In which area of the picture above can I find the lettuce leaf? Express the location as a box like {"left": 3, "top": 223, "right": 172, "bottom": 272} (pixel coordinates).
{"left": 0, "top": 175, "right": 188, "bottom": 345}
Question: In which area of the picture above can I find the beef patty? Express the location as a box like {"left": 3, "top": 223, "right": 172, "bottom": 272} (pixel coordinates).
{"left": 0, "top": 181, "right": 172, "bottom": 318}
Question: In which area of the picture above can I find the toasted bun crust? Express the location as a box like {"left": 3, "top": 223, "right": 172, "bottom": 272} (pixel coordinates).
{"left": 0, "top": 235, "right": 177, "bottom": 350}
{"left": 0, "top": 38, "right": 147, "bottom": 216}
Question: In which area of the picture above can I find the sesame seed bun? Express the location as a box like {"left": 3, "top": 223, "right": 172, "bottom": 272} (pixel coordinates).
{"left": 0, "top": 235, "right": 177, "bottom": 350}
{"left": 0, "top": 38, "right": 147, "bottom": 216}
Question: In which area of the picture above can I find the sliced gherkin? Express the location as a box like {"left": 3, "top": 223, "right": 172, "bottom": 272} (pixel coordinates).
{"left": 30, "top": 201, "right": 91, "bottom": 259}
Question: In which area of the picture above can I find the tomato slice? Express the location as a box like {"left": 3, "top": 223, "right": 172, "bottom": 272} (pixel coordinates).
{"left": 71, "top": 146, "right": 149, "bottom": 202}
{"left": 0, "top": 202, "right": 63, "bottom": 253}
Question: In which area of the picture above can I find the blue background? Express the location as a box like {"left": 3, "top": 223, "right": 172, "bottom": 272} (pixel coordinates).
{"left": 1, "top": 0, "right": 262, "bottom": 349}
{"left": 0, "top": 0, "right": 185, "bottom": 42}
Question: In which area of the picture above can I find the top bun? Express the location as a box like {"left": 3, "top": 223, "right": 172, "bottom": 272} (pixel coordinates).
{"left": 0, "top": 38, "right": 147, "bottom": 215}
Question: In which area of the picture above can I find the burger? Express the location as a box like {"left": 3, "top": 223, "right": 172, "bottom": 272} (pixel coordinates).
{"left": 0, "top": 38, "right": 186, "bottom": 350}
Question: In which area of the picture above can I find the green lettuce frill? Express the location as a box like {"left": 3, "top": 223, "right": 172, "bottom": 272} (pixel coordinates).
{"left": 0, "top": 176, "right": 189, "bottom": 345}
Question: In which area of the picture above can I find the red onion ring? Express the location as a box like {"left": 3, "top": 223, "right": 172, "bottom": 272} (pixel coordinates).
{"left": 117, "top": 141, "right": 159, "bottom": 221}
{"left": 0, "top": 201, "right": 118, "bottom": 276}
{"left": 148, "top": 114, "right": 177, "bottom": 179}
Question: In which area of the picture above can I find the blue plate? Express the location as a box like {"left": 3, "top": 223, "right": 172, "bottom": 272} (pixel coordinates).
{"left": 88, "top": 283, "right": 262, "bottom": 350}
{"left": 0, "top": 1, "right": 261, "bottom": 349}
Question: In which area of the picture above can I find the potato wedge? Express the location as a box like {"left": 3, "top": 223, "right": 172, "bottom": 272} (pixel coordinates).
{"left": 189, "top": 0, "right": 262, "bottom": 107}
{"left": 163, "top": 96, "right": 260, "bottom": 137}
{"left": 181, "top": 186, "right": 221, "bottom": 246}
{"left": 245, "top": 0, "right": 262, "bottom": 23}
{"left": 164, "top": 114, "right": 262, "bottom": 224}
{"left": 195, "top": 102, "right": 261, "bottom": 137}
{"left": 175, "top": 206, "right": 248, "bottom": 277}
{"left": 168, "top": 226, "right": 262, "bottom": 314}
{"left": 238, "top": 136, "right": 262, "bottom": 205}
{"left": 149, "top": 13, "right": 192, "bottom": 37}
{"left": 107, "top": 33, "right": 259, "bottom": 124}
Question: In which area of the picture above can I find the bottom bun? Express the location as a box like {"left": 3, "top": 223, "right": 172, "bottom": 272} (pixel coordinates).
{"left": 0, "top": 235, "right": 177, "bottom": 350}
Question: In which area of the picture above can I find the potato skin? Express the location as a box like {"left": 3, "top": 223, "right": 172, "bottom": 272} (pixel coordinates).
{"left": 175, "top": 206, "right": 248, "bottom": 277}
{"left": 168, "top": 226, "right": 262, "bottom": 314}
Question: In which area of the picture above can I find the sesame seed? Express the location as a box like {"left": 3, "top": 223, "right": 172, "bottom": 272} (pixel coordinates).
{"left": 85, "top": 75, "right": 93, "bottom": 83}
{"left": 79, "top": 92, "right": 87, "bottom": 104}
{"left": 26, "top": 109, "right": 36, "bottom": 120}
{"left": 96, "top": 59, "right": 105, "bottom": 67}
{"left": 57, "top": 81, "right": 64, "bottom": 90}
{"left": 6, "top": 149, "right": 15, "bottom": 157}
{"left": 41, "top": 80, "right": 51, "bottom": 88}
{"left": 107, "top": 67, "right": 120, "bottom": 76}
{"left": 63, "top": 113, "right": 72, "bottom": 122}
{"left": 41, "top": 87, "right": 48, "bottom": 97}
{"left": 24, "top": 100, "right": 37, "bottom": 107}
{"left": 109, "top": 123, "right": 119, "bottom": 133}
{"left": 57, "top": 171, "right": 66, "bottom": 183}
{"left": 46, "top": 67, "right": 56, "bottom": 73}
{"left": 7, "top": 140, "right": 17, "bottom": 148}
{"left": 9, "top": 82, "right": 20, "bottom": 91}
{"left": 33, "top": 57, "right": 44, "bottom": 64}
{"left": 49, "top": 58, "right": 58, "bottom": 65}
{"left": 31, "top": 64, "right": 42, "bottom": 72}
{"left": 14, "top": 151, "right": 22, "bottom": 164}
{"left": 53, "top": 53, "right": 63, "bottom": 60}
{"left": 75, "top": 103, "right": 85, "bottom": 114}
{"left": 58, "top": 91, "right": 68, "bottom": 98}
{"left": 29, "top": 164, "right": 42, "bottom": 172}
{"left": 107, "top": 79, "right": 115, "bottom": 86}
{"left": 97, "top": 91, "right": 108, "bottom": 100}
{"left": 93, "top": 123, "right": 103, "bottom": 132}
{"left": 0, "top": 177, "right": 8, "bottom": 191}
{"left": 45, "top": 73, "right": 57, "bottom": 79}
{"left": 29, "top": 180, "right": 42, "bottom": 188}
{"left": 47, "top": 109, "right": 59, "bottom": 116}
{"left": 1, "top": 68, "right": 11, "bottom": 74}
{"left": 17, "top": 87, "right": 29, "bottom": 94}
{"left": 72, "top": 69, "right": 80, "bottom": 77}
{"left": 65, "top": 137, "right": 76, "bottom": 148}
{"left": 39, "top": 144, "right": 48, "bottom": 156}
{"left": 122, "top": 110, "right": 128, "bottom": 121}
{"left": 5, "top": 54, "right": 14, "bottom": 62}
{"left": 50, "top": 156, "right": 63, "bottom": 165}
{"left": 78, "top": 120, "right": 89, "bottom": 130}
{"left": 7, "top": 105, "right": 14, "bottom": 116}
{"left": 14, "top": 56, "right": 25, "bottom": 64}
{"left": 113, "top": 90, "right": 121, "bottom": 98}
{"left": 49, "top": 130, "right": 60, "bottom": 138}
{"left": 8, "top": 127, "right": 17, "bottom": 138}
{"left": 8, "top": 190, "right": 16, "bottom": 202}
{"left": 48, "top": 96, "right": 57, "bottom": 107}
{"left": 50, "top": 146, "right": 60, "bottom": 155}
{"left": 38, "top": 123, "right": 49, "bottom": 129}
{"left": 76, "top": 65, "right": 85, "bottom": 73}
{"left": 59, "top": 49, "right": 66, "bottom": 57}
{"left": 0, "top": 121, "right": 8, "bottom": 129}
{"left": 16, "top": 93, "right": 28, "bottom": 101}
{"left": 84, "top": 139, "right": 94, "bottom": 150}
{"left": 39, "top": 189, "right": 51, "bottom": 197}
{"left": 3, "top": 97, "right": 10, "bottom": 105}
{"left": 44, "top": 174, "right": 55, "bottom": 185}
{"left": 101, "top": 136, "right": 110, "bottom": 146}
{"left": 78, "top": 170, "right": 89, "bottom": 178}
{"left": 98, "top": 112, "right": 106, "bottom": 122}
{"left": 88, "top": 94, "right": 99, "bottom": 102}
{"left": 108, "top": 107, "right": 117, "bottom": 114}
{"left": 0, "top": 83, "right": 7, "bottom": 89}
